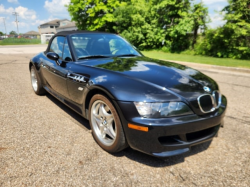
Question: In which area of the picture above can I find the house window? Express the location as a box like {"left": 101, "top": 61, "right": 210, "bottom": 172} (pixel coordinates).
{"left": 55, "top": 26, "right": 59, "bottom": 28}
{"left": 50, "top": 26, "right": 54, "bottom": 28}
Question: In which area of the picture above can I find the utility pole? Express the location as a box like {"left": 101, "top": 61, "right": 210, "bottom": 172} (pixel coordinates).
{"left": 3, "top": 18, "right": 7, "bottom": 36}
{"left": 1, "top": 17, "right": 7, "bottom": 36}
{"left": 12, "top": 12, "right": 19, "bottom": 35}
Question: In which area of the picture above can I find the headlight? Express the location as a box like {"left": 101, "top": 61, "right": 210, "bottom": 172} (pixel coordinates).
{"left": 134, "top": 102, "right": 193, "bottom": 118}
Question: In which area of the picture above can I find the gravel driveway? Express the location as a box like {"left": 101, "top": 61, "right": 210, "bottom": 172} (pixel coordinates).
{"left": 0, "top": 51, "right": 249, "bottom": 186}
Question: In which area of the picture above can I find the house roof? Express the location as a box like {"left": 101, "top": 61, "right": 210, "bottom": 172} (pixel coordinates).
{"left": 57, "top": 22, "right": 76, "bottom": 29}
{"left": 40, "top": 19, "right": 61, "bottom": 26}
{"left": 23, "top": 31, "right": 40, "bottom": 35}
{"left": 58, "top": 19, "right": 70, "bottom": 22}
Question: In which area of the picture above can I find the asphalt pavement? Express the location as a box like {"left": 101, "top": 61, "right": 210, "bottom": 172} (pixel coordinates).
{"left": 0, "top": 46, "right": 249, "bottom": 186}
{"left": 0, "top": 44, "right": 47, "bottom": 54}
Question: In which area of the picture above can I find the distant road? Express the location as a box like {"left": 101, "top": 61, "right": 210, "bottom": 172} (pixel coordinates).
{"left": 0, "top": 44, "right": 47, "bottom": 54}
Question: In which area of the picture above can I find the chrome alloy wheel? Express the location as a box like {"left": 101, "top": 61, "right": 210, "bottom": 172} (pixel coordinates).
{"left": 30, "top": 68, "right": 38, "bottom": 92}
{"left": 91, "top": 100, "right": 116, "bottom": 146}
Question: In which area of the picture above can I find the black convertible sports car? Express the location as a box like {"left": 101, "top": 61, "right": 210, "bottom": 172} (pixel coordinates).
{"left": 29, "top": 31, "right": 227, "bottom": 157}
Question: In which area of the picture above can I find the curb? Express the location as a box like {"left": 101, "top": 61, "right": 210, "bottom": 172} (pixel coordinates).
{"left": 164, "top": 60, "right": 250, "bottom": 74}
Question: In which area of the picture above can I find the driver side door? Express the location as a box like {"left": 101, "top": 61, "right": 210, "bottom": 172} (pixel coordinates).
{"left": 41, "top": 36, "right": 72, "bottom": 98}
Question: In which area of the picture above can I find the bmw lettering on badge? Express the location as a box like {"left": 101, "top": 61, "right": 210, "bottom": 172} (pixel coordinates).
{"left": 29, "top": 31, "right": 227, "bottom": 158}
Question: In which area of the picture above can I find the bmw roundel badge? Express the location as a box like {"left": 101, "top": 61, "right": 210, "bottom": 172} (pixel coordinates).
{"left": 203, "top": 86, "right": 211, "bottom": 93}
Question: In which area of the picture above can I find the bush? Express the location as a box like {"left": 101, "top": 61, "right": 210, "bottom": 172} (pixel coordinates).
{"left": 180, "top": 50, "right": 196, "bottom": 55}
{"left": 1, "top": 38, "right": 40, "bottom": 45}
{"left": 195, "top": 27, "right": 250, "bottom": 59}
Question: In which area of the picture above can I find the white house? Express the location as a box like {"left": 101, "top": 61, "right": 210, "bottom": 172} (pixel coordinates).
{"left": 38, "top": 19, "right": 77, "bottom": 34}
{"left": 56, "top": 21, "right": 77, "bottom": 32}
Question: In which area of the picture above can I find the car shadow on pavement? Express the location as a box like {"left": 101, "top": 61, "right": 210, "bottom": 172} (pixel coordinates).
{"left": 46, "top": 94, "right": 212, "bottom": 167}
{"left": 112, "top": 141, "right": 212, "bottom": 167}
{"left": 46, "top": 94, "right": 91, "bottom": 130}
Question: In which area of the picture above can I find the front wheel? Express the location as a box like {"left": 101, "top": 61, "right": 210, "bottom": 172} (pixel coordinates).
{"left": 89, "top": 94, "right": 127, "bottom": 153}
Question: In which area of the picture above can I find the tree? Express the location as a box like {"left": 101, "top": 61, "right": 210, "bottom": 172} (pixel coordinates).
{"left": 196, "top": 0, "right": 250, "bottom": 59}
{"left": 0, "top": 31, "right": 3, "bottom": 36}
{"left": 113, "top": 0, "right": 165, "bottom": 49}
{"left": 151, "top": 0, "right": 191, "bottom": 28}
{"left": 67, "top": 0, "right": 210, "bottom": 52}
{"left": 223, "top": 0, "right": 250, "bottom": 24}
{"left": 9, "top": 31, "right": 17, "bottom": 35}
{"left": 113, "top": 0, "right": 199, "bottom": 51}
{"left": 190, "top": 2, "right": 209, "bottom": 49}
{"left": 67, "top": 0, "right": 126, "bottom": 32}
{"left": 221, "top": 0, "right": 250, "bottom": 58}
{"left": 151, "top": 0, "right": 194, "bottom": 52}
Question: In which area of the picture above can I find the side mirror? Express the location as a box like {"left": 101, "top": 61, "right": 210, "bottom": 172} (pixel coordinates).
{"left": 47, "top": 52, "right": 59, "bottom": 61}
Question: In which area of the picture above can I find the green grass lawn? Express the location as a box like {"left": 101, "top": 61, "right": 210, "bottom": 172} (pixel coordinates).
{"left": 0, "top": 38, "right": 41, "bottom": 45}
{"left": 142, "top": 50, "right": 250, "bottom": 69}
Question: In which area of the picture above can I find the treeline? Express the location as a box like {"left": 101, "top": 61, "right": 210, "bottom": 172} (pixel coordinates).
{"left": 68, "top": 0, "right": 250, "bottom": 59}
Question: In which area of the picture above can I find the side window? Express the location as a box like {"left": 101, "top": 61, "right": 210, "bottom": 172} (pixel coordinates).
{"left": 49, "top": 36, "right": 65, "bottom": 59}
{"left": 62, "top": 39, "right": 72, "bottom": 61}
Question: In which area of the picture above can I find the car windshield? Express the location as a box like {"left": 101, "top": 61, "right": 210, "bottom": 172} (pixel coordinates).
{"left": 70, "top": 33, "right": 140, "bottom": 59}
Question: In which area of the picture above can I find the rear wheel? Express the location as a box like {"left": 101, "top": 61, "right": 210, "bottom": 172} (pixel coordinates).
{"left": 30, "top": 66, "right": 46, "bottom": 95}
{"left": 89, "top": 94, "right": 127, "bottom": 153}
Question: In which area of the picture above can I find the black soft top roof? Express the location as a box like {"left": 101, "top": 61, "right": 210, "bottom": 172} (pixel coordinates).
{"left": 55, "top": 30, "right": 115, "bottom": 37}
{"left": 45, "top": 30, "right": 117, "bottom": 56}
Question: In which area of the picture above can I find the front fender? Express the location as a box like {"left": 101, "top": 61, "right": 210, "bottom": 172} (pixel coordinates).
{"left": 81, "top": 84, "right": 117, "bottom": 119}
{"left": 87, "top": 85, "right": 116, "bottom": 100}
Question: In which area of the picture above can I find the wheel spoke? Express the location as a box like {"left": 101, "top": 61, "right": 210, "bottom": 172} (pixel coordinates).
{"left": 99, "top": 103, "right": 106, "bottom": 117}
{"left": 104, "top": 105, "right": 110, "bottom": 112}
{"left": 106, "top": 114, "right": 114, "bottom": 125}
{"left": 99, "top": 124, "right": 106, "bottom": 138}
{"left": 95, "top": 103, "right": 101, "bottom": 115}
{"left": 105, "top": 125, "right": 116, "bottom": 140}
{"left": 93, "top": 116, "right": 101, "bottom": 127}
{"left": 93, "top": 110, "right": 100, "bottom": 119}
{"left": 101, "top": 105, "right": 112, "bottom": 119}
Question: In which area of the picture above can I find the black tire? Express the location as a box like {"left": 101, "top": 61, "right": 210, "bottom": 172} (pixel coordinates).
{"left": 30, "top": 66, "right": 46, "bottom": 95}
{"left": 89, "top": 94, "right": 127, "bottom": 153}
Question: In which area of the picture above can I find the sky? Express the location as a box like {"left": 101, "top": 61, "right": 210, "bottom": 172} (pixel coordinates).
{"left": 0, "top": 0, "right": 229, "bottom": 34}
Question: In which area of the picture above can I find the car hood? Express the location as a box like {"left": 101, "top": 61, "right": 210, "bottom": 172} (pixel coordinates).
{"left": 78, "top": 56, "right": 218, "bottom": 101}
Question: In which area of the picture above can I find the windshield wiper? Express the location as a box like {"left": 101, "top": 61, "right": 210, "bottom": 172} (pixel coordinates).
{"left": 115, "top": 54, "right": 139, "bottom": 57}
{"left": 78, "top": 55, "right": 109, "bottom": 60}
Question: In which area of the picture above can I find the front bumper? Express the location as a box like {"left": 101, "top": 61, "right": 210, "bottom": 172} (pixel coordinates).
{"left": 115, "top": 95, "right": 227, "bottom": 158}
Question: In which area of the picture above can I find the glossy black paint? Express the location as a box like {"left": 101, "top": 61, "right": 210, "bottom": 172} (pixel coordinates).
{"left": 116, "top": 96, "right": 226, "bottom": 157}
{"left": 46, "top": 52, "right": 59, "bottom": 61}
{"left": 29, "top": 31, "right": 227, "bottom": 157}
